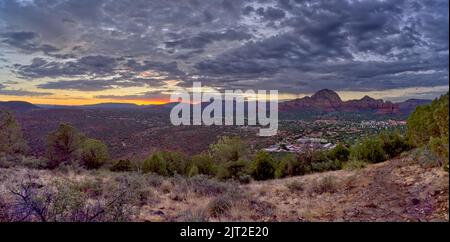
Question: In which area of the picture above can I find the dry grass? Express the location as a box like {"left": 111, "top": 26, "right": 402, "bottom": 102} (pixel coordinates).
{"left": 0, "top": 155, "right": 448, "bottom": 222}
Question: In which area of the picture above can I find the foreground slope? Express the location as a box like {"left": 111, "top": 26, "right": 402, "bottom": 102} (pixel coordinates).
{"left": 247, "top": 156, "right": 448, "bottom": 221}
{"left": 0, "top": 154, "right": 448, "bottom": 222}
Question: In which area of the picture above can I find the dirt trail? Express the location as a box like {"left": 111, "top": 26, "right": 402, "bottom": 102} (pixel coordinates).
{"left": 246, "top": 157, "right": 449, "bottom": 222}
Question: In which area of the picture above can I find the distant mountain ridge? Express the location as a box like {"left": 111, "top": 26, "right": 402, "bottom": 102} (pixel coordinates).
{"left": 398, "top": 99, "right": 433, "bottom": 114}
{"left": 280, "top": 89, "right": 431, "bottom": 115}
{"left": 37, "top": 102, "right": 164, "bottom": 110}
{"left": 0, "top": 101, "right": 39, "bottom": 111}
{"left": 1, "top": 89, "right": 432, "bottom": 116}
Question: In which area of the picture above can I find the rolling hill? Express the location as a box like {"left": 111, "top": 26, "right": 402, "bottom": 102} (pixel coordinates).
{"left": 0, "top": 101, "right": 39, "bottom": 111}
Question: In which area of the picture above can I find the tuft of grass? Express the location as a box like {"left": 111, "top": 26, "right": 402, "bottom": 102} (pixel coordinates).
{"left": 175, "top": 208, "right": 209, "bottom": 222}
{"left": 207, "top": 195, "right": 233, "bottom": 218}
{"left": 343, "top": 159, "right": 367, "bottom": 171}
{"left": 307, "top": 176, "right": 338, "bottom": 195}
{"left": 286, "top": 180, "right": 304, "bottom": 192}
{"left": 411, "top": 147, "right": 443, "bottom": 168}
{"left": 188, "top": 175, "right": 234, "bottom": 197}
{"left": 160, "top": 181, "right": 173, "bottom": 194}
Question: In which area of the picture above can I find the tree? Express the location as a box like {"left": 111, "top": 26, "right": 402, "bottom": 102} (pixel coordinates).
{"left": 429, "top": 93, "right": 449, "bottom": 169}
{"left": 210, "top": 136, "right": 248, "bottom": 163}
{"left": 46, "top": 123, "right": 84, "bottom": 168}
{"left": 378, "top": 131, "right": 411, "bottom": 159}
{"left": 407, "top": 105, "right": 440, "bottom": 146}
{"left": 142, "top": 152, "right": 168, "bottom": 176}
{"left": 0, "top": 110, "right": 28, "bottom": 155}
{"left": 407, "top": 93, "right": 449, "bottom": 170}
{"left": 80, "top": 138, "right": 109, "bottom": 169}
{"left": 275, "top": 153, "right": 296, "bottom": 178}
{"left": 251, "top": 151, "right": 275, "bottom": 181}
{"left": 190, "top": 153, "right": 215, "bottom": 176}
{"left": 161, "top": 151, "right": 188, "bottom": 175}
{"left": 327, "top": 143, "right": 350, "bottom": 162}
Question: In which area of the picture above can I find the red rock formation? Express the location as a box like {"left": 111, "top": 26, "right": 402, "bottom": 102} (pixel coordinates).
{"left": 280, "top": 89, "right": 402, "bottom": 114}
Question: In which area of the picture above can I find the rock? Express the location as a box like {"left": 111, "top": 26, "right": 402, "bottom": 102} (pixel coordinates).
{"left": 390, "top": 206, "right": 405, "bottom": 214}
{"left": 152, "top": 210, "right": 165, "bottom": 216}
{"left": 365, "top": 203, "right": 378, "bottom": 208}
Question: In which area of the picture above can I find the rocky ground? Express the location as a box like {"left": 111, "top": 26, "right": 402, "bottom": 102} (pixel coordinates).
{"left": 0, "top": 155, "right": 448, "bottom": 222}
{"left": 247, "top": 156, "right": 449, "bottom": 222}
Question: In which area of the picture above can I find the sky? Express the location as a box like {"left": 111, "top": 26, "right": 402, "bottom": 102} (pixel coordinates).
{"left": 0, "top": 0, "right": 448, "bottom": 105}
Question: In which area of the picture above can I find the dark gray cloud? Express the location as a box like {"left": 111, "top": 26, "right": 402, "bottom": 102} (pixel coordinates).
{"left": 0, "top": 0, "right": 447, "bottom": 98}
{"left": 14, "top": 55, "right": 118, "bottom": 78}
{"left": 37, "top": 79, "right": 121, "bottom": 91}
{"left": 0, "top": 83, "right": 52, "bottom": 96}
{"left": 36, "top": 76, "right": 168, "bottom": 91}
{"left": 256, "top": 7, "right": 286, "bottom": 21}
{"left": 165, "top": 29, "right": 252, "bottom": 50}
{"left": 14, "top": 56, "right": 185, "bottom": 88}
{"left": 193, "top": 0, "right": 449, "bottom": 93}
{"left": 1, "top": 31, "right": 59, "bottom": 54}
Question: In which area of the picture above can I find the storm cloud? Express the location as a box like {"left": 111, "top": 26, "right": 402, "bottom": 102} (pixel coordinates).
{"left": 0, "top": 83, "right": 52, "bottom": 96}
{"left": 0, "top": 0, "right": 448, "bottom": 99}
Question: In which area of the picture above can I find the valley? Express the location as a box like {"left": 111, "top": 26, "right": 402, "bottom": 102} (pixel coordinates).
{"left": 1, "top": 89, "right": 427, "bottom": 160}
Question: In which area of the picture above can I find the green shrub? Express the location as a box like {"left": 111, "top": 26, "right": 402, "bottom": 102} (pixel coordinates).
{"left": 311, "top": 159, "right": 342, "bottom": 173}
{"left": 429, "top": 137, "right": 449, "bottom": 166}
{"left": 210, "top": 136, "right": 248, "bottom": 163}
{"left": 408, "top": 103, "right": 440, "bottom": 146}
{"left": 275, "top": 161, "right": 287, "bottom": 179}
{"left": 162, "top": 151, "right": 189, "bottom": 176}
{"left": 251, "top": 151, "right": 275, "bottom": 181}
{"left": 0, "top": 110, "right": 28, "bottom": 155}
{"left": 327, "top": 144, "right": 350, "bottom": 162}
{"left": 408, "top": 93, "right": 449, "bottom": 171}
{"left": 378, "top": 131, "right": 412, "bottom": 159}
{"left": 311, "top": 150, "right": 329, "bottom": 163}
{"left": 190, "top": 153, "right": 216, "bottom": 176}
{"left": 350, "top": 138, "right": 386, "bottom": 163}
{"left": 80, "top": 138, "right": 109, "bottom": 169}
{"left": 274, "top": 152, "right": 314, "bottom": 178}
{"left": 142, "top": 152, "right": 168, "bottom": 176}
{"left": 110, "top": 159, "right": 133, "bottom": 172}
{"left": 141, "top": 151, "right": 189, "bottom": 176}
{"left": 216, "top": 159, "right": 249, "bottom": 180}
{"left": 291, "top": 152, "right": 313, "bottom": 175}
{"left": 274, "top": 153, "right": 295, "bottom": 178}
{"left": 188, "top": 164, "right": 199, "bottom": 177}
{"left": 342, "top": 159, "right": 367, "bottom": 170}
{"left": 411, "top": 147, "right": 443, "bottom": 168}
{"left": 429, "top": 95, "right": 449, "bottom": 169}
{"left": 274, "top": 151, "right": 335, "bottom": 178}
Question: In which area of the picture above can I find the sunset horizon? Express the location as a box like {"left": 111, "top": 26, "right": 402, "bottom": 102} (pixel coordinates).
{"left": 0, "top": 0, "right": 448, "bottom": 227}
{"left": 1, "top": 0, "right": 448, "bottom": 106}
